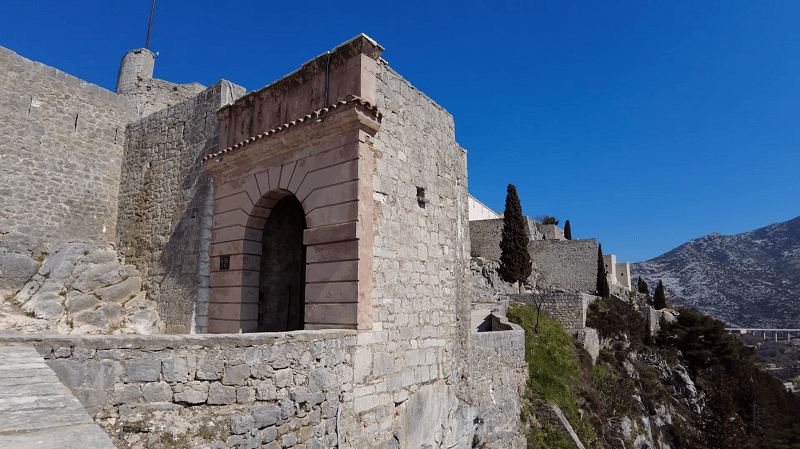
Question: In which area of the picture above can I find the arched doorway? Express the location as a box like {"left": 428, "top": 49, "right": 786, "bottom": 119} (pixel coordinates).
{"left": 258, "top": 195, "right": 306, "bottom": 331}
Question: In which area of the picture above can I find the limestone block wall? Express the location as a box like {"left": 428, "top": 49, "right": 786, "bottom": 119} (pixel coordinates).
{"left": 509, "top": 292, "right": 598, "bottom": 334}
{"left": 5, "top": 331, "right": 355, "bottom": 448}
{"left": 332, "top": 58, "right": 478, "bottom": 447}
{"left": 0, "top": 45, "right": 138, "bottom": 255}
{"left": 529, "top": 239, "right": 598, "bottom": 293}
{"left": 535, "top": 223, "right": 565, "bottom": 240}
{"left": 469, "top": 217, "right": 543, "bottom": 260}
{"left": 116, "top": 80, "right": 245, "bottom": 334}
{"left": 468, "top": 325, "right": 527, "bottom": 447}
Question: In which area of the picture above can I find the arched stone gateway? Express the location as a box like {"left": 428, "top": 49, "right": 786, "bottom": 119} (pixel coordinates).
{"left": 202, "top": 34, "right": 384, "bottom": 334}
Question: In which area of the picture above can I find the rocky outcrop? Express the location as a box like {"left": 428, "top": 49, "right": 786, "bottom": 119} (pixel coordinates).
{"left": 470, "top": 257, "right": 529, "bottom": 303}
{"left": 0, "top": 243, "right": 164, "bottom": 335}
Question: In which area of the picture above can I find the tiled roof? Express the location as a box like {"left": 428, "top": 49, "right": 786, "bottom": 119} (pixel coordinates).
{"left": 203, "top": 95, "right": 381, "bottom": 163}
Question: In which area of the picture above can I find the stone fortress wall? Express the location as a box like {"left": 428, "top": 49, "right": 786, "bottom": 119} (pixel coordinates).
{"left": 470, "top": 217, "right": 598, "bottom": 293}
{"left": 7, "top": 332, "right": 356, "bottom": 448}
{"left": 0, "top": 45, "right": 139, "bottom": 256}
{"left": 529, "top": 239, "right": 598, "bottom": 293}
{"left": 0, "top": 36, "right": 528, "bottom": 448}
{"left": 116, "top": 80, "right": 246, "bottom": 334}
{"left": 469, "top": 216, "right": 543, "bottom": 260}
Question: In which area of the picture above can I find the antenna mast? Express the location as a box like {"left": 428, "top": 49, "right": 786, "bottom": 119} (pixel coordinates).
{"left": 145, "top": 0, "right": 156, "bottom": 49}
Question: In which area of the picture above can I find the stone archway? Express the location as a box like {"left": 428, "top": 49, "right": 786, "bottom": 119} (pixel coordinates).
{"left": 203, "top": 97, "right": 382, "bottom": 334}
{"left": 258, "top": 194, "right": 306, "bottom": 332}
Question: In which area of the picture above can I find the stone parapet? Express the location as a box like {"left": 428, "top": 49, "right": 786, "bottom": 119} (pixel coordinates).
{"left": 468, "top": 325, "right": 527, "bottom": 447}
{"left": 0, "top": 330, "right": 356, "bottom": 448}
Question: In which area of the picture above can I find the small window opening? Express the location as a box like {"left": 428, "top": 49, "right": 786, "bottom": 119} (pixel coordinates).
{"left": 416, "top": 187, "right": 427, "bottom": 208}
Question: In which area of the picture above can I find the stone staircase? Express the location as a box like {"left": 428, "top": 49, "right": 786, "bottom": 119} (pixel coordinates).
{"left": 0, "top": 345, "right": 115, "bottom": 448}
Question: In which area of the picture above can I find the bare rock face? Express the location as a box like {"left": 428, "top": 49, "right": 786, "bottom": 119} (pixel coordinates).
{"left": 0, "top": 243, "right": 164, "bottom": 335}
{"left": 470, "top": 257, "right": 529, "bottom": 303}
{"left": 0, "top": 250, "right": 40, "bottom": 291}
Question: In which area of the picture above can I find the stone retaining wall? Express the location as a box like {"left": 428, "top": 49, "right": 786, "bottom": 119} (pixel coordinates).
{"left": 468, "top": 325, "right": 527, "bottom": 447}
{"left": 509, "top": 292, "right": 598, "bottom": 334}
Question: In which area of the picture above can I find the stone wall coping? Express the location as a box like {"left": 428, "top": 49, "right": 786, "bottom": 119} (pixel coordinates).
{"left": 0, "top": 329, "right": 357, "bottom": 349}
{"left": 0, "top": 44, "right": 136, "bottom": 107}
{"left": 529, "top": 238, "right": 597, "bottom": 245}
{"left": 471, "top": 325, "right": 524, "bottom": 337}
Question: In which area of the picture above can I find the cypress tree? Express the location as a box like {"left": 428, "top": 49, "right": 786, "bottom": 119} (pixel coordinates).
{"left": 637, "top": 275, "right": 650, "bottom": 296}
{"left": 596, "top": 243, "right": 610, "bottom": 298}
{"left": 499, "top": 184, "right": 532, "bottom": 292}
{"left": 653, "top": 279, "right": 667, "bottom": 310}
{"left": 564, "top": 220, "right": 572, "bottom": 240}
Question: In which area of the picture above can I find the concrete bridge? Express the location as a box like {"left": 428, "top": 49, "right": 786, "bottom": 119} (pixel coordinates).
{"left": 725, "top": 328, "right": 800, "bottom": 342}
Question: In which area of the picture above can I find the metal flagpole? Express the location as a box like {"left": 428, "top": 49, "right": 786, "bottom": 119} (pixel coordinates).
{"left": 145, "top": 0, "right": 156, "bottom": 49}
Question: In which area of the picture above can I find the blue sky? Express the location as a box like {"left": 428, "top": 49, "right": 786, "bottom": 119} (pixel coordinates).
{"left": 3, "top": 0, "right": 798, "bottom": 262}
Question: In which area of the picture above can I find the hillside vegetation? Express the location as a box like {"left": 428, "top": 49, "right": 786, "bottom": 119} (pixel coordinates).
{"left": 509, "top": 299, "right": 800, "bottom": 448}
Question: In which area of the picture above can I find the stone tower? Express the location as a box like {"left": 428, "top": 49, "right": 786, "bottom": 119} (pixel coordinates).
{"left": 115, "top": 48, "right": 154, "bottom": 94}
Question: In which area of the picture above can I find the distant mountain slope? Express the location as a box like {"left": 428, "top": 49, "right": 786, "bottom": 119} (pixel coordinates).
{"left": 631, "top": 215, "right": 800, "bottom": 329}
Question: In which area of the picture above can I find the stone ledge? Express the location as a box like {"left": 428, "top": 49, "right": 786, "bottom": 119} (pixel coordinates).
{"left": 0, "top": 329, "right": 358, "bottom": 351}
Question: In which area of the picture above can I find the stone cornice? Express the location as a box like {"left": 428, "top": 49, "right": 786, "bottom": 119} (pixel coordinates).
{"left": 203, "top": 96, "right": 382, "bottom": 177}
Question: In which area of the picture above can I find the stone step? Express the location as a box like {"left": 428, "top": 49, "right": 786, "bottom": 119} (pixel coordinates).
{"left": 0, "top": 346, "right": 115, "bottom": 448}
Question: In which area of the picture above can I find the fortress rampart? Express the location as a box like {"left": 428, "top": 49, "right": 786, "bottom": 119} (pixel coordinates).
{"left": 0, "top": 45, "right": 138, "bottom": 255}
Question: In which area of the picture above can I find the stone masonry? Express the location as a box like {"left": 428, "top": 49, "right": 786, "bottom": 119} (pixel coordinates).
{"left": 0, "top": 35, "right": 527, "bottom": 448}
{"left": 5, "top": 332, "right": 354, "bottom": 448}
{"left": 528, "top": 239, "right": 598, "bottom": 293}
{"left": 470, "top": 216, "right": 597, "bottom": 293}
{"left": 509, "top": 292, "right": 599, "bottom": 334}
{"left": 0, "top": 45, "right": 139, "bottom": 255}
{"left": 116, "top": 80, "right": 245, "bottom": 334}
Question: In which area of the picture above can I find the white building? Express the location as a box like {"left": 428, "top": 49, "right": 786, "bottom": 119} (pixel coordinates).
{"left": 468, "top": 194, "right": 501, "bottom": 221}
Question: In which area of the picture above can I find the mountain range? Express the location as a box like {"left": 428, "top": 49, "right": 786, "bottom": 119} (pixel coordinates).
{"left": 631, "top": 215, "right": 800, "bottom": 329}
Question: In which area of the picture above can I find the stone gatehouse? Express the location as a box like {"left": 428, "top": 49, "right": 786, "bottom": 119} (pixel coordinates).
{"left": 0, "top": 35, "right": 526, "bottom": 448}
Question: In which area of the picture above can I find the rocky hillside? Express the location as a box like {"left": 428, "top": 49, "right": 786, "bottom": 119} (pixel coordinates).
{"left": 631, "top": 215, "right": 800, "bottom": 328}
